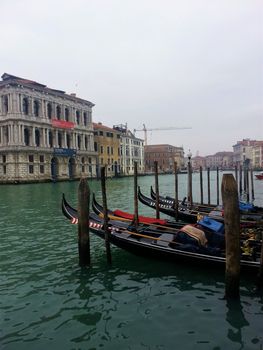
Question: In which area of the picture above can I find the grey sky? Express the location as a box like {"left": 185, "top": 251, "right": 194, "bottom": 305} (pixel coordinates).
{"left": 1, "top": 0, "right": 262, "bottom": 155}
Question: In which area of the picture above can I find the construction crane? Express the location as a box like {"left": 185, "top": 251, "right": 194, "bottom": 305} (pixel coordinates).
{"left": 133, "top": 124, "right": 192, "bottom": 145}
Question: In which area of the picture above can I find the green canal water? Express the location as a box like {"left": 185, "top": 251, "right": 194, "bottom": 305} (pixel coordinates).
{"left": 1, "top": 173, "right": 263, "bottom": 350}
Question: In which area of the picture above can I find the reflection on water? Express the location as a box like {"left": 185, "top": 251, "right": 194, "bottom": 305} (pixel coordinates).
{"left": 226, "top": 299, "right": 249, "bottom": 350}
{"left": 0, "top": 174, "right": 263, "bottom": 349}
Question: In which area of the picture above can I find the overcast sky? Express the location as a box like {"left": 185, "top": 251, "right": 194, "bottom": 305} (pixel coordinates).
{"left": 1, "top": 0, "right": 262, "bottom": 156}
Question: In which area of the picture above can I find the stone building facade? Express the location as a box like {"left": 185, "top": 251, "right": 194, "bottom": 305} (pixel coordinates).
{"left": 113, "top": 124, "right": 144, "bottom": 175}
{"left": 0, "top": 73, "right": 97, "bottom": 183}
{"left": 144, "top": 144, "right": 184, "bottom": 173}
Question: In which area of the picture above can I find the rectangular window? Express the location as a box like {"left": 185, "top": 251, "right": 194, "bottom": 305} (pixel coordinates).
{"left": 99, "top": 131, "right": 103, "bottom": 136}
{"left": 40, "top": 155, "right": 44, "bottom": 163}
{"left": 100, "top": 146, "right": 104, "bottom": 154}
{"left": 82, "top": 165, "right": 85, "bottom": 172}
{"left": 29, "top": 155, "right": 34, "bottom": 163}
{"left": 3, "top": 165, "right": 6, "bottom": 174}
{"left": 107, "top": 146, "right": 110, "bottom": 155}
{"left": 40, "top": 164, "right": 45, "bottom": 174}
{"left": 29, "top": 164, "right": 34, "bottom": 174}
{"left": 3, "top": 155, "right": 6, "bottom": 163}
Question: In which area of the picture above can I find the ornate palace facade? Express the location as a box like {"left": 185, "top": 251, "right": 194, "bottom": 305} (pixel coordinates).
{"left": 0, "top": 73, "right": 97, "bottom": 183}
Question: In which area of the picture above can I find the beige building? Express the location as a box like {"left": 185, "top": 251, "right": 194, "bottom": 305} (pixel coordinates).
{"left": 93, "top": 122, "right": 121, "bottom": 177}
{"left": 0, "top": 73, "right": 97, "bottom": 183}
{"left": 113, "top": 124, "right": 144, "bottom": 175}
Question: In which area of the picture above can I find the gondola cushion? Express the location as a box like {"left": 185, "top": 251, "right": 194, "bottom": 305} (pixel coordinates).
{"left": 178, "top": 225, "right": 208, "bottom": 247}
{"left": 198, "top": 216, "right": 224, "bottom": 234}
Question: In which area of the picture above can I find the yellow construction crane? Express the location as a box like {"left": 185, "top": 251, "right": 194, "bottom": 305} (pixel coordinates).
{"left": 133, "top": 124, "right": 192, "bottom": 145}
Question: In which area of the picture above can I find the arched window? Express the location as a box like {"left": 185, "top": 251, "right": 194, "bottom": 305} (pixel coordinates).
{"left": 58, "top": 132, "right": 62, "bottom": 148}
{"left": 47, "top": 103, "right": 52, "bottom": 119}
{"left": 24, "top": 128, "right": 30, "bottom": 146}
{"left": 56, "top": 105, "right": 61, "bottom": 120}
{"left": 3, "top": 95, "right": 8, "bottom": 113}
{"left": 76, "top": 110, "right": 80, "bottom": 125}
{"left": 83, "top": 112, "right": 87, "bottom": 126}
{"left": 77, "top": 135, "right": 81, "bottom": 149}
{"left": 34, "top": 100, "right": 39, "bottom": 117}
{"left": 65, "top": 108, "right": 69, "bottom": 121}
{"left": 35, "top": 129, "right": 40, "bottom": 147}
{"left": 66, "top": 134, "right": 71, "bottom": 148}
{"left": 48, "top": 131, "right": 53, "bottom": 147}
{"left": 23, "top": 97, "right": 29, "bottom": 115}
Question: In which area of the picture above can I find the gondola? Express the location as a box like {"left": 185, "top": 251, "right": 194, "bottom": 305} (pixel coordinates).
{"left": 139, "top": 187, "right": 263, "bottom": 226}
{"left": 91, "top": 193, "right": 186, "bottom": 229}
{"left": 62, "top": 195, "right": 261, "bottom": 274}
{"left": 150, "top": 186, "right": 217, "bottom": 213}
{"left": 150, "top": 186, "right": 263, "bottom": 214}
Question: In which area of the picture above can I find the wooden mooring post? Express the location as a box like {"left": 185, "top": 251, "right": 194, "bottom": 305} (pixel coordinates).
{"left": 239, "top": 165, "right": 242, "bottom": 196}
{"left": 154, "top": 161, "right": 160, "bottom": 219}
{"left": 216, "top": 166, "right": 219, "bottom": 206}
{"left": 234, "top": 165, "right": 238, "bottom": 184}
{"left": 101, "top": 167, "right": 112, "bottom": 264}
{"left": 250, "top": 168, "right": 255, "bottom": 201}
{"left": 78, "top": 178, "right": 91, "bottom": 267}
{"left": 187, "top": 157, "right": 193, "bottom": 206}
{"left": 207, "top": 167, "right": 211, "bottom": 205}
{"left": 200, "top": 166, "right": 203, "bottom": 205}
{"left": 174, "top": 161, "right": 179, "bottom": 221}
{"left": 256, "top": 232, "right": 263, "bottom": 290}
{"left": 221, "top": 174, "right": 240, "bottom": 299}
{"left": 133, "top": 161, "right": 139, "bottom": 228}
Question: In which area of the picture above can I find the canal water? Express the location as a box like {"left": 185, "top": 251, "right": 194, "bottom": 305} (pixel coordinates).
{"left": 1, "top": 172, "right": 263, "bottom": 350}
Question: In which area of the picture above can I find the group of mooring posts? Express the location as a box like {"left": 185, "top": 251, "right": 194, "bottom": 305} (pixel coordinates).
{"left": 186, "top": 164, "right": 255, "bottom": 208}
{"left": 77, "top": 161, "right": 263, "bottom": 298}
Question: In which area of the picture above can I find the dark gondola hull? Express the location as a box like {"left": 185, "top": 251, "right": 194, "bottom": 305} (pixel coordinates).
{"left": 89, "top": 226, "right": 259, "bottom": 274}
{"left": 139, "top": 187, "right": 263, "bottom": 225}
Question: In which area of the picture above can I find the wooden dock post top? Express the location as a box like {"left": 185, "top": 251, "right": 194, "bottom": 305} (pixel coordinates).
{"left": 221, "top": 174, "right": 238, "bottom": 198}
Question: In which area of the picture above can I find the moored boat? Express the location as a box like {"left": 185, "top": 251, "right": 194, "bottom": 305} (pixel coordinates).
{"left": 139, "top": 187, "right": 263, "bottom": 226}
{"left": 255, "top": 173, "right": 263, "bottom": 180}
{"left": 62, "top": 194, "right": 262, "bottom": 274}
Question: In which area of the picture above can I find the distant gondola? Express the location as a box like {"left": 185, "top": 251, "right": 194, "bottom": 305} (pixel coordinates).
{"left": 138, "top": 187, "right": 263, "bottom": 226}
{"left": 150, "top": 186, "right": 263, "bottom": 214}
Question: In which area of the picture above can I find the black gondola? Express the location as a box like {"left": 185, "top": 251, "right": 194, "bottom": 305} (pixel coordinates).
{"left": 62, "top": 194, "right": 261, "bottom": 274}
{"left": 139, "top": 187, "right": 263, "bottom": 226}
{"left": 150, "top": 186, "right": 263, "bottom": 214}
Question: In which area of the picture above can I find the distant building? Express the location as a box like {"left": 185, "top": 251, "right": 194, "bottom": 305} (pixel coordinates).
{"left": 251, "top": 141, "right": 263, "bottom": 169}
{"left": 205, "top": 152, "right": 234, "bottom": 170}
{"left": 144, "top": 144, "right": 184, "bottom": 173}
{"left": 113, "top": 124, "right": 144, "bottom": 175}
{"left": 233, "top": 139, "right": 260, "bottom": 167}
{"left": 0, "top": 73, "right": 97, "bottom": 183}
{"left": 191, "top": 156, "right": 206, "bottom": 171}
{"left": 93, "top": 122, "right": 121, "bottom": 177}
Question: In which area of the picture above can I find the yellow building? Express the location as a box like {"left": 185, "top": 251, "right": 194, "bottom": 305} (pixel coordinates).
{"left": 93, "top": 122, "right": 121, "bottom": 177}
